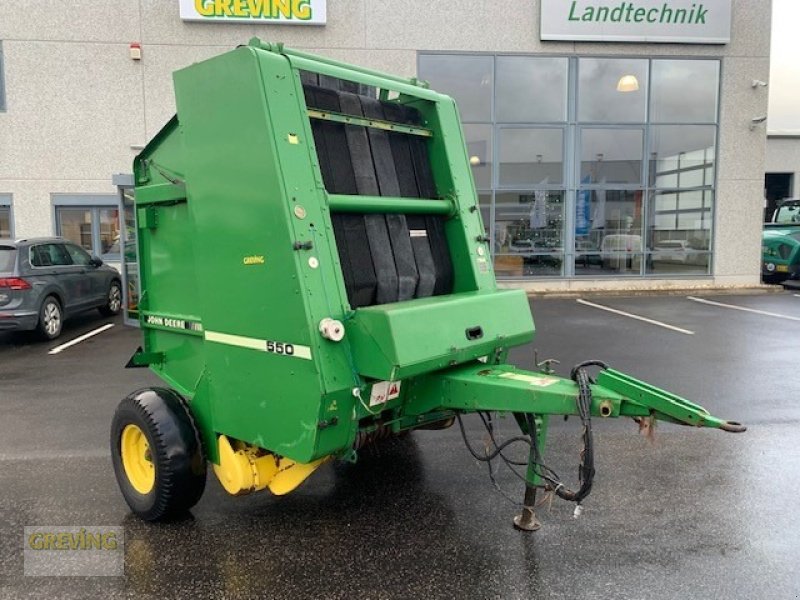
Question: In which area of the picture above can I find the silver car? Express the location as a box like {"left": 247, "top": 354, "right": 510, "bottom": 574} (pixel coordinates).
{"left": 0, "top": 237, "right": 122, "bottom": 340}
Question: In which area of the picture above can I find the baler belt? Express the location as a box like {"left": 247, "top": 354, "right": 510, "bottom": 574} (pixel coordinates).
{"left": 359, "top": 97, "right": 402, "bottom": 197}
{"left": 382, "top": 102, "right": 454, "bottom": 296}
{"left": 303, "top": 83, "right": 454, "bottom": 306}
{"left": 307, "top": 86, "right": 377, "bottom": 307}
{"left": 340, "top": 91, "right": 401, "bottom": 304}
{"left": 405, "top": 215, "right": 436, "bottom": 297}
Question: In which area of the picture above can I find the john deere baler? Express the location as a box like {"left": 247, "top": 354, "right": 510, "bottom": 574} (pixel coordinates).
{"left": 111, "top": 39, "right": 744, "bottom": 529}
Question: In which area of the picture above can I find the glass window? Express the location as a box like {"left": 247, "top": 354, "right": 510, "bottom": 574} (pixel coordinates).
{"left": 649, "top": 125, "right": 716, "bottom": 188}
{"left": 578, "top": 58, "right": 648, "bottom": 123}
{"left": 416, "top": 52, "right": 720, "bottom": 280}
{"left": 495, "top": 191, "right": 564, "bottom": 277}
{"left": 575, "top": 190, "right": 644, "bottom": 276}
{"left": 580, "top": 128, "right": 643, "bottom": 185}
{"left": 0, "top": 246, "right": 15, "bottom": 271}
{"left": 478, "top": 192, "right": 491, "bottom": 239}
{"left": 31, "top": 243, "right": 72, "bottom": 267}
{"left": 0, "top": 207, "right": 10, "bottom": 238}
{"left": 650, "top": 60, "right": 719, "bottom": 123}
{"left": 65, "top": 243, "right": 93, "bottom": 266}
{"left": 99, "top": 208, "right": 120, "bottom": 256}
{"left": 647, "top": 189, "right": 712, "bottom": 274}
{"left": 58, "top": 208, "right": 93, "bottom": 252}
{"left": 464, "top": 125, "right": 492, "bottom": 190}
{"left": 496, "top": 56, "right": 568, "bottom": 122}
{"left": 418, "top": 55, "right": 493, "bottom": 122}
{"left": 56, "top": 205, "right": 121, "bottom": 260}
{"left": 499, "top": 128, "right": 564, "bottom": 186}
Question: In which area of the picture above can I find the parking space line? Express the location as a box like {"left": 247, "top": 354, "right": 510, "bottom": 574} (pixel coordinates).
{"left": 794, "top": 294, "right": 800, "bottom": 298}
{"left": 575, "top": 299, "right": 695, "bottom": 335}
{"left": 48, "top": 324, "right": 115, "bottom": 355}
{"left": 687, "top": 296, "right": 800, "bottom": 322}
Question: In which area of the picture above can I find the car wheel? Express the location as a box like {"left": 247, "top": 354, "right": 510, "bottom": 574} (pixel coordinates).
{"left": 99, "top": 281, "right": 122, "bottom": 316}
{"left": 37, "top": 296, "right": 63, "bottom": 340}
{"left": 110, "top": 388, "right": 207, "bottom": 521}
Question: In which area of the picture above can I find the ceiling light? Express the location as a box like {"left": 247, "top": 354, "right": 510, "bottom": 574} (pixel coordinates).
{"left": 616, "top": 75, "right": 639, "bottom": 93}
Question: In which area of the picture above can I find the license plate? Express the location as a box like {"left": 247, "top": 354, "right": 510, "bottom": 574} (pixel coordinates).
{"left": 776, "top": 265, "right": 789, "bottom": 272}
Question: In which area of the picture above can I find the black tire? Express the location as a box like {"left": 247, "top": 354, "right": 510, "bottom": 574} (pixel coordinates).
{"left": 110, "top": 388, "right": 206, "bottom": 521}
{"left": 37, "top": 295, "right": 63, "bottom": 340}
{"left": 99, "top": 280, "right": 122, "bottom": 317}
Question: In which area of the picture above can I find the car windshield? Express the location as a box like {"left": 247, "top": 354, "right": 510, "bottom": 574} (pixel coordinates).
{"left": 775, "top": 203, "right": 800, "bottom": 224}
{"left": 0, "top": 246, "right": 16, "bottom": 273}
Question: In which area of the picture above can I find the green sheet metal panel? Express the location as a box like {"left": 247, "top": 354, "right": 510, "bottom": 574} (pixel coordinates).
{"left": 347, "top": 289, "right": 535, "bottom": 380}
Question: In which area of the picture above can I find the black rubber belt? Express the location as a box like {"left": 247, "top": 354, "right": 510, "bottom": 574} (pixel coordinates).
{"left": 309, "top": 86, "right": 377, "bottom": 307}
{"left": 340, "top": 91, "right": 399, "bottom": 304}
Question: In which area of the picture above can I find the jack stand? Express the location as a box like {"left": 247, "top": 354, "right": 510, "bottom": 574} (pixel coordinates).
{"left": 513, "top": 412, "right": 548, "bottom": 532}
{"left": 513, "top": 485, "right": 541, "bottom": 531}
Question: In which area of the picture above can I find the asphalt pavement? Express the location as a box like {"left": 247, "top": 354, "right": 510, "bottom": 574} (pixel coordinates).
{"left": 1, "top": 293, "right": 799, "bottom": 599}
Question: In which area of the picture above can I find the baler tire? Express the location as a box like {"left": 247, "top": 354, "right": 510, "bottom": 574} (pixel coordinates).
{"left": 110, "top": 388, "right": 206, "bottom": 521}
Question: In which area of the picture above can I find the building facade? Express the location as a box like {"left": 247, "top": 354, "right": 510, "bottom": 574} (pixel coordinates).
{"left": 0, "top": 1, "right": 772, "bottom": 292}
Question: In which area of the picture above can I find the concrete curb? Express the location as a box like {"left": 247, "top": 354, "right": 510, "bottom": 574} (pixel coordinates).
{"left": 522, "top": 285, "right": 784, "bottom": 299}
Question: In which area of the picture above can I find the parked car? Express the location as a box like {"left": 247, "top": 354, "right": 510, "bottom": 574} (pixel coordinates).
{"left": 0, "top": 237, "right": 122, "bottom": 339}
{"left": 762, "top": 229, "right": 800, "bottom": 283}
{"left": 652, "top": 239, "right": 694, "bottom": 264}
{"left": 575, "top": 239, "right": 602, "bottom": 267}
{"left": 600, "top": 234, "right": 642, "bottom": 270}
{"left": 508, "top": 238, "right": 561, "bottom": 267}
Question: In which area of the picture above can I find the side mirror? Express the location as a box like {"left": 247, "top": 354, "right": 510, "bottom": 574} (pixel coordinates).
{"left": 90, "top": 256, "right": 104, "bottom": 267}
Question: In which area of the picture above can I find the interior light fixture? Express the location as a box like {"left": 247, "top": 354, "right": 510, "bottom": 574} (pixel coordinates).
{"left": 469, "top": 155, "right": 482, "bottom": 166}
{"left": 616, "top": 75, "right": 639, "bottom": 92}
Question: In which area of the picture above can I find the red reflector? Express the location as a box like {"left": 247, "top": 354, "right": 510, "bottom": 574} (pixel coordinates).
{"left": 0, "top": 278, "right": 32, "bottom": 290}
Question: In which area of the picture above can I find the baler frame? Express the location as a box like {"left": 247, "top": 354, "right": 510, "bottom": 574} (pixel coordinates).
{"left": 112, "top": 39, "right": 745, "bottom": 530}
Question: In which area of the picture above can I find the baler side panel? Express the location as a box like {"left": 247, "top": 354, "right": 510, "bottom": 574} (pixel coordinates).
{"left": 172, "top": 48, "right": 343, "bottom": 463}
{"left": 134, "top": 118, "right": 207, "bottom": 407}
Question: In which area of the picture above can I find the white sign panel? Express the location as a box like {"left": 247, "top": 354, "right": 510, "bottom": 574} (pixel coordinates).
{"left": 541, "top": 0, "right": 731, "bottom": 44}
{"left": 180, "top": 0, "right": 326, "bottom": 25}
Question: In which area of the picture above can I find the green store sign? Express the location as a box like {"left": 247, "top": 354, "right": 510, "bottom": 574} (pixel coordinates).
{"left": 541, "top": 0, "right": 731, "bottom": 43}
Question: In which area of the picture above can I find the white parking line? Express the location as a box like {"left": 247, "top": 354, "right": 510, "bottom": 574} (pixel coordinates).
{"left": 687, "top": 296, "right": 800, "bottom": 322}
{"left": 48, "top": 323, "right": 115, "bottom": 355}
{"left": 576, "top": 299, "right": 695, "bottom": 335}
{"left": 794, "top": 294, "right": 800, "bottom": 298}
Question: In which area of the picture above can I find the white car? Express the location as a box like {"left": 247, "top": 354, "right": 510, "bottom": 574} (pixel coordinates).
{"left": 652, "top": 240, "right": 693, "bottom": 264}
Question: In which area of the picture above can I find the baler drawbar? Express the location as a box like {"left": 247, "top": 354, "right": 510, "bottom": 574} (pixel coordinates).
{"left": 111, "top": 39, "right": 744, "bottom": 529}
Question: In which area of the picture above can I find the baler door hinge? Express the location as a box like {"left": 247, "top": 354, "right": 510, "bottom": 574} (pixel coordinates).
{"left": 125, "top": 346, "right": 165, "bottom": 369}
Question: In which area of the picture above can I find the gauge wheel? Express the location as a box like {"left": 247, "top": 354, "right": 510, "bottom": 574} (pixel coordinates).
{"left": 111, "top": 388, "right": 206, "bottom": 521}
{"left": 99, "top": 280, "right": 122, "bottom": 316}
{"left": 37, "top": 296, "right": 63, "bottom": 340}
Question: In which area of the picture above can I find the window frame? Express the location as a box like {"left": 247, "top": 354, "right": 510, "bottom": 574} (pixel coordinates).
{"left": 51, "top": 194, "right": 120, "bottom": 261}
{"left": 0, "top": 194, "right": 13, "bottom": 238}
{"left": 417, "top": 52, "right": 721, "bottom": 280}
{"left": 29, "top": 243, "right": 74, "bottom": 269}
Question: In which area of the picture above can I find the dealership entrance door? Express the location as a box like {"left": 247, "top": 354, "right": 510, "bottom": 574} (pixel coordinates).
{"left": 113, "top": 174, "right": 140, "bottom": 327}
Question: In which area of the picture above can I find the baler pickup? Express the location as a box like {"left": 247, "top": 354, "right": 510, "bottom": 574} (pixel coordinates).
{"left": 110, "top": 39, "right": 745, "bottom": 530}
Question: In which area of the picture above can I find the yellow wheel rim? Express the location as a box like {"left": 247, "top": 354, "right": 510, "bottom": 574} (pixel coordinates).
{"left": 120, "top": 424, "right": 155, "bottom": 494}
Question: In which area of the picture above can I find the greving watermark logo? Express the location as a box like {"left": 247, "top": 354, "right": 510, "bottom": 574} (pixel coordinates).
{"left": 24, "top": 526, "right": 124, "bottom": 576}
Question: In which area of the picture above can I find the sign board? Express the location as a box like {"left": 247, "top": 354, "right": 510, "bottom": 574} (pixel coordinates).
{"left": 540, "top": 0, "right": 731, "bottom": 44}
{"left": 179, "top": 0, "right": 326, "bottom": 25}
